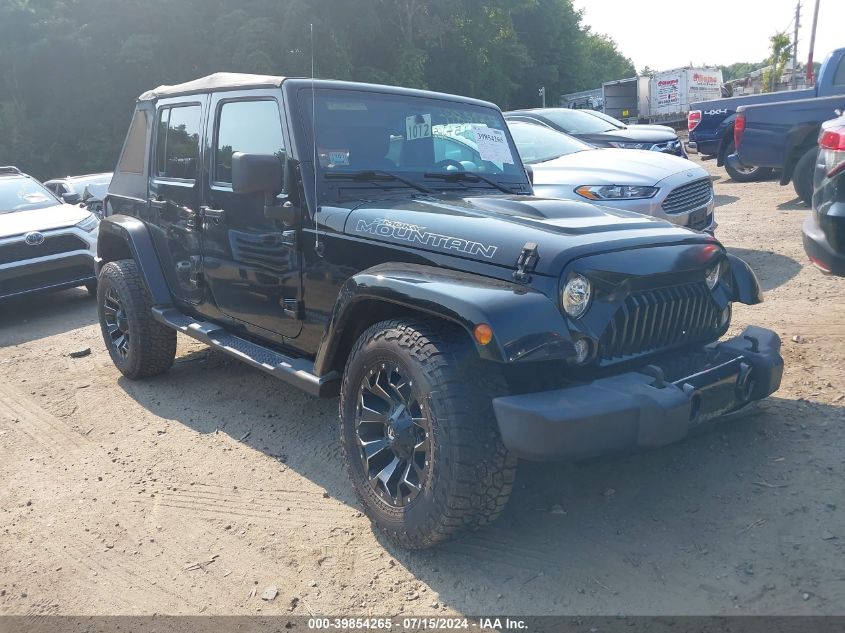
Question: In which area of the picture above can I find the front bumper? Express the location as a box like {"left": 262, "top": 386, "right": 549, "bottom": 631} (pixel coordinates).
{"left": 802, "top": 214, "right": 845, "bottom": 275}
{"left": 493, "top": 326, "right": 783, "bottom": 461}
{"left": 0, "top": 226, "right": 97, "bottom": 300}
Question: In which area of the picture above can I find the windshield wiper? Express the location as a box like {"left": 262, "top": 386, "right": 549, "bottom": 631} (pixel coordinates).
{"left": 324, "top": 170, "right": 432, "bottom": 194}
{"left": 423, "top": 171, "right": 518, "bottom": 194}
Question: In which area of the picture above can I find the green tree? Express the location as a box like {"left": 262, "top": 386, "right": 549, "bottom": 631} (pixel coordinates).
{"left": 0, "top": 0, "right": 637, "bottom": 178}
{"left": 761, "top": 31, "right": 791, "bottom": 92}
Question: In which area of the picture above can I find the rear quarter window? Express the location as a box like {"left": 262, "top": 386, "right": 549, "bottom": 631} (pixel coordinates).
{"left": 117, "top": 110, "right": 148, "bottom": 174}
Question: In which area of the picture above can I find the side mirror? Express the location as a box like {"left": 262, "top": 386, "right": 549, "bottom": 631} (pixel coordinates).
{"left": 232, "top": 152, "right": 283, "bottom": 196}
{"left": 61, "top": 192, "right": 82, "bottom": 204}
{"left": 525, "top": 164, "right": 534, "bottom": 184}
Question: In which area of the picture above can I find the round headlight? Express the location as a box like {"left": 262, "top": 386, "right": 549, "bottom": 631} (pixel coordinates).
{"left": 705, "top": 264, "right": 721, "bottom": 290}
{"left": 561, "top": 274, "right": 592, "bottom": 318}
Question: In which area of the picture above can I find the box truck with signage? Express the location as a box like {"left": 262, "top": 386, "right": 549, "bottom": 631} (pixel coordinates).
{"left": 601, "top": 68, "right": 723, "bottom": 125}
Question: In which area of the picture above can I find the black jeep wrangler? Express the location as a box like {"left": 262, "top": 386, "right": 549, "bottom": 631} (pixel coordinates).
{"left": 97, "top": 73, "right": 783, "bottom": 548}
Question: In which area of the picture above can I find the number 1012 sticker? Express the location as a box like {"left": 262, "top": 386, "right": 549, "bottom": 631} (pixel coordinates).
{"left": 406, "top": 114, "right": 432, "bottom": 141}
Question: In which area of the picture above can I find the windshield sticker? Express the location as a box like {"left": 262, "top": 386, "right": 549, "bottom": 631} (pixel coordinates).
{"left": 472, "top": 126, "right": 514, "bottom": 164}
{"left": 23, "top": 193, "right": 51, "bottom": 203}
{"left": 356, "top": 217, "right": 497, "bottom": 258}
{"left": 326, "top": 100, "right": 368, "bottom": 111}
{"left": 319, "top": 149, "right": 349, "bottom": 168}
{"left": 405, "top": 114, "right": 432, "bottom": 141}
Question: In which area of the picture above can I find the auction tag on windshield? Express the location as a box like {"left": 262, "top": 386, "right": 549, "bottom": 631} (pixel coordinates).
{"left": 406, "top": 114, "right": 432, "bottom": 141}
{"left": 472, "top": 126, "right": 514, "bottom": 164}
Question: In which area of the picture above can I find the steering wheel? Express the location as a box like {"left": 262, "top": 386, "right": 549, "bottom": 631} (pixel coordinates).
{"left": 434, "top": 159, "right": 465, "bottom": 172}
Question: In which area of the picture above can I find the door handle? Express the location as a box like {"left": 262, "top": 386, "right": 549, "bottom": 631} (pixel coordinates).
{"left": 200, "top": 206, "right": 225, "bottom": 220}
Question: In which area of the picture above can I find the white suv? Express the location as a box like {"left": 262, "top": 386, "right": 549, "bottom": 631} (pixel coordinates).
{"left": 0, "top": 166, "right": 99, "bottom": 300}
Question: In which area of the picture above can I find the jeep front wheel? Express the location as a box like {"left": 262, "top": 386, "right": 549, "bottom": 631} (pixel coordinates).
{"left": 97, "top": 260, "right": 176, "bottom": 379}
{"left": 339, "top": 319, "right": 516, "bottom": 549}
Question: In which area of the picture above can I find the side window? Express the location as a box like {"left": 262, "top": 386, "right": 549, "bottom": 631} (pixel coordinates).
{"left": 215, "top": 100, "right": 285, "bottom": 185}
{"left": 833, "top": 56, "right": 845, "bottom": 87}
{"left": 155, "top": 104, "right": 201, "bottom": 180}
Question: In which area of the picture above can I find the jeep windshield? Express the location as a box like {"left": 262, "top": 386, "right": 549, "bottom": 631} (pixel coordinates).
{"left": 0, "top": 177, "right": 61, "bottom": 213}
{"left": 299, "top": 89, "right": 529, "bottom": 195}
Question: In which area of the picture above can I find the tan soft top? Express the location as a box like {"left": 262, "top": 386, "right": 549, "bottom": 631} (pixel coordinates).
{"left": 138, "top": 73, "right": 285, "bottom": 101}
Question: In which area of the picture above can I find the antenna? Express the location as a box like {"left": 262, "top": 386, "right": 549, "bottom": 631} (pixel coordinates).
{"left": 310, "top": 23, "right": 323, "bottom": 255}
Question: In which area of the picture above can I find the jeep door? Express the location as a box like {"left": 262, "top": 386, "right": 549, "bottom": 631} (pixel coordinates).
{"left": 200, "top": 91, "right": 302, "bottom": 339}
{"left": 148, "top": 96, "right": 207, "bottom": 304}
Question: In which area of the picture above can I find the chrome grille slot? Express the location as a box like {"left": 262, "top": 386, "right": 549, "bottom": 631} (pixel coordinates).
{"left": 599, "top": 282, "right": 720, "bottom": 361}
{"left": 662, "top": 178, "right": 713, "bottom": 214}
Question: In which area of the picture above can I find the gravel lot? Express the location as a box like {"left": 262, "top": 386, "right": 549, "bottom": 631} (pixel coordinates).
{"left": 1, "top": 155, "right": 843, "bottom": 617}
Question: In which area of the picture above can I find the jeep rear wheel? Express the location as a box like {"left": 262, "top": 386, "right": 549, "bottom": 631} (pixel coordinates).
{"left": 339, "top": 319, "right": 516, "bottom": 549}
{"left": 97, "top": 260, "right": 176, "bottom": 379}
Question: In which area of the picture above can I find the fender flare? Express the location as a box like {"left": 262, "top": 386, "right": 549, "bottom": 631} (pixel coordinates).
{"left": 96, "top": 214, "right": 173, "bottom": 305}
{"left": 727, "top": 253, "right": 763, "bottom": 305}
{"left": 313, "top": 262, "right": 575, "bottom": 374}
{"left": 715, "top": 116, "right": 737, "bottom": 166}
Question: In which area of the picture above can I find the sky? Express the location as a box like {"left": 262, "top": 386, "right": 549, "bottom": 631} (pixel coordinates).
{"left": 573, "top": 0, "right": 844, "bottom": 72}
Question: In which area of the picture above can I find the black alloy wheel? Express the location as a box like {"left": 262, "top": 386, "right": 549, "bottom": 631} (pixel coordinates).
{"left": 356, "top": 362, "right": 430, "bottom": 508}
{"left": 102, "top": 288, "right": 130, "bottom": 359}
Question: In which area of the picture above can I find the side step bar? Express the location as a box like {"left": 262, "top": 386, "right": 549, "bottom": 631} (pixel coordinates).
{"left": 152, "top": 307, "right": 340, "bottom": 398}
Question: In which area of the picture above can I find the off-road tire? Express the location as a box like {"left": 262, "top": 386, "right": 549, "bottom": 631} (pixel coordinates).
{"left": 339, "top": 318, "right": 516, "bottom": 549}
{"left": 792, "top": 146, "right": 817, "bottom": 206}
{"left": 723, "top": 141, "right": 773, "bottom": 182}
{"left": 97, "top": 259, "right": 176, "bottom": 379}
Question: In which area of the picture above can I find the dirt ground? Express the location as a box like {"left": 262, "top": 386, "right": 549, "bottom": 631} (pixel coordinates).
{"left": 1, "top": 155, "right": 843, "bottom": 618}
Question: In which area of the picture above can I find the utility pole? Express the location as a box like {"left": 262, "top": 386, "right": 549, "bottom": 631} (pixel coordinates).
{"left": 538, "top": 86, "right": 546, "bottom": 108}
{"left": 791, "top": 0, "right": 801, "bottom": 89}
{"left": 806, "top": 0, "right": 821, "bottom": 85}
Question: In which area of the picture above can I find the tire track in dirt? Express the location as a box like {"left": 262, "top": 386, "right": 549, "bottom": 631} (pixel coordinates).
{"left": 149, "top": 482, "right": 357, "bottom": 527}
{"left": 0, "top": 383, "right": 89, "bottom": 458}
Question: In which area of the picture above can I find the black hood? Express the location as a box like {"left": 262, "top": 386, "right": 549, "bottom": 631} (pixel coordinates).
{"left": 330, "top": 193, "right": 717, "bottom": 276}
{"left": 573, "top": 126, "right": 678, "bottom": 147}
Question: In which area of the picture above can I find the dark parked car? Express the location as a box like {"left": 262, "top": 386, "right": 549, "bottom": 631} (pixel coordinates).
{"left": 581, "top": 108, "right": 678, "bottom": 137}
{"left": 803, "top": 114, "right": 845, "bottom": 274}
{"left": 97, "top": 73, "right": 782, "bottom": 548}
{"left": 504, "top": 108, "right": 686, "bottom": 157}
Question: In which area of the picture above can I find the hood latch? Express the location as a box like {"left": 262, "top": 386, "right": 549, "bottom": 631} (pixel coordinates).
{"left": 513, "top": 242, "right": 539, "bottom": 283}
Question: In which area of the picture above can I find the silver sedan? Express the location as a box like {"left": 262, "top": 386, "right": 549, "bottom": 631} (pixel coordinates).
{"left": 507, "top": 121, "right": 716, "bottom": 233}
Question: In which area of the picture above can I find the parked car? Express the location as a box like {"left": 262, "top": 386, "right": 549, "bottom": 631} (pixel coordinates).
{"left": 97, "top": 73, "right": 782, "bottom": 549}
{"left": 0, "top": 166, "right": 99, "bottom": 300}
{"left": 80, "top": 181, "right": 110, "bottom": 218}
{"left": 582, "top": 109, "right": 678, "bottom": 136}
{"left": 734, "top": 96, "right": 845, "bottom": 205}
{"left": 688, "top": 47, "right": 845, "bottom": 182}
{"left": 505, "top": 108, "right": 686, "bottom": 157}
{"left": 44, "top": 173, "right": 112, "bottom": 206}
{"left": 502, "top": 121, "right": 715, "bottom": 232}
{"left": 802, "top": 114, "right": 845, "bottom": 274}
